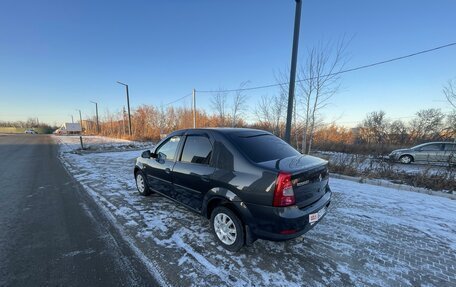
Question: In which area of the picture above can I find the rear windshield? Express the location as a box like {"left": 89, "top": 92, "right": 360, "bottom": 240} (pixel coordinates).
{"left": 231, "top": 133, "right": 300, "bottom": 163}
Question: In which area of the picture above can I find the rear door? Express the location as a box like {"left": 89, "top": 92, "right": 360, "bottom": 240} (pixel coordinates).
{"left": 144, "top": 135, "right": 182, "bottom": 197}
{"left": 172, "top": 133, "right": 215, "bottom": 211}
{"left": 415, "top": 143, "right": 444, "bottom": 162}
{"left": 444, "top": 143, "right": 456, "bottom": 164}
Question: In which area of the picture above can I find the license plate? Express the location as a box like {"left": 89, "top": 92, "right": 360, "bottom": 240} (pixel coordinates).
{"left": 309, "top": 207, "right": 326, "bottom": 224}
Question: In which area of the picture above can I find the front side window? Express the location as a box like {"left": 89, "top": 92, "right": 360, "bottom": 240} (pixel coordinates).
{"left": 181, "top": 136, "right": 212, "bottom": 165}
{"left": 156, "top": 136, "right": 181, "bottom": 161}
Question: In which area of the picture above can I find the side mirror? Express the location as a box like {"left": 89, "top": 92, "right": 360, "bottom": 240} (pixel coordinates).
{"left": 157, "top": 152, "right": 166, "bottom": 161}
{"left": 141, "top": 150, "right": 151, "bottom": 158}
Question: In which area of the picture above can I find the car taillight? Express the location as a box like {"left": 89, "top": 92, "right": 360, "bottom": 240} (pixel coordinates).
{"left": 273, "top": 172, "right": 295, "bottom": 207}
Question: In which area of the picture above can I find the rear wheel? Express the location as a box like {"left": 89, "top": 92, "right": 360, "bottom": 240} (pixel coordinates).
{"left": 135, "top": 171, "right": 151, "bottom": 196}
{"left": 399, "top": 155, "right": 413, "bottom": 164}
{"left": 210, "top": 206, "right": 245, "bottom": 252}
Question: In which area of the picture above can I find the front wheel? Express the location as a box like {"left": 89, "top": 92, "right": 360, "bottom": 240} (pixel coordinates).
{"left": 210, "top": 206, "right": 245, "bottom": 252}
{"left": 399, "top": 155, "right": 413, "bottom": 164}
{"left": 135, "top": 171, "right": 151, "bottom": 196}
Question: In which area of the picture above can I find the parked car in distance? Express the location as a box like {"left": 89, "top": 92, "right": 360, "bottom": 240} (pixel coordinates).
{"left": 387, "top": 142, "right": 456, "bottom": 164}
{"left": 134, "top": 128, "right": 331, "bottom": 251}
{"left": 24, "top": 129, "right": 37, "bottom": 134}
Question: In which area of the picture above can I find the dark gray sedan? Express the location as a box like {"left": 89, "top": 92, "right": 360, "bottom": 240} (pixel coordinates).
{"left": 388, "top": 142, "right": 456, "bottom": 164}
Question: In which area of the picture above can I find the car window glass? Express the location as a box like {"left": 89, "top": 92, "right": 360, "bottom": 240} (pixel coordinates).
{"left": 231, "top": 134, "right": 300, "bottom": 163}
{"left": 420, "top": 144, "right": 442, "bottom": 151}
{"left": 181, "top": 136, "right": 212, "bottom": 165}
{"left": 444, "top": 144, "right": 456, "bottom": 151}
{"left": 156, "top": 136, "right": 181, "bottom": 161}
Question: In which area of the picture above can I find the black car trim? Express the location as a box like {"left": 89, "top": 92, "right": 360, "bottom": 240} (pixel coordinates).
{"left": 173, "top": 183, "right": 202, "bottom": 194}
{"left": 151, "top": 188, "right": 202, "bottom": 214}
{"left": 147, "top": 173, "right": 172, "bottom": 184}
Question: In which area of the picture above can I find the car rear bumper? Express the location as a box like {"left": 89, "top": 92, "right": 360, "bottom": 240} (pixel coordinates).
{"left": 245, "top": 190, "right": 332, "bottom": 241}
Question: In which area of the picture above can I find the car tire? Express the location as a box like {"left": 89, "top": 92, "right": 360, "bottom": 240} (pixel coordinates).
{"left": 135, "top": 171, "right": 151, "bottom": 196}
{"left": 210, "top": 206, "right": 245, "bottom": 252}
{"left": 399, "top": 155, "right": 413, "bottom": 164}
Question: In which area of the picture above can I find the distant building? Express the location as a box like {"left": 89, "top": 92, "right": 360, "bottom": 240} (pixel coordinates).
{"left": 54, "top": 123, "right": 82, "bottom": 135}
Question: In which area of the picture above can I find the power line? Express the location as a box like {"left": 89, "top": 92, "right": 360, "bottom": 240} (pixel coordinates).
{"left": 196, "top": 42, "right": 456, "bottom": 93}
{"left": 164, "top": 93, "right": 192, "bottom": 106}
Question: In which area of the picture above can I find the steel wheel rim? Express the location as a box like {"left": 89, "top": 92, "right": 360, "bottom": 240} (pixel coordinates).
{"left": 136, "top": 174, "right": 145, "bottom": 192}
{"left": 214, "top": 213, "right": 237, "bottom": 245}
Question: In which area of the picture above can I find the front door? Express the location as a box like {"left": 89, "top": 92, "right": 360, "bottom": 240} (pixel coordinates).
{"left": 145, "top": 135, "right": 181, "bottom": 197}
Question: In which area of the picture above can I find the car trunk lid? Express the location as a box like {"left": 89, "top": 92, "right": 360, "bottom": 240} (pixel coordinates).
{"left": 258, "top": 155, "right": 329, "bottom": 208}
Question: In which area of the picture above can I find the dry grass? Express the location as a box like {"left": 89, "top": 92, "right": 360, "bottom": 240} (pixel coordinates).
{"left": 323, "top": 154, "right": 455, "bottom": 192}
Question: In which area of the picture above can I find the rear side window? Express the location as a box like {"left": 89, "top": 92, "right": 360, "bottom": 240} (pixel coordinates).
{"left": 181, "top": 136, "right": 212, "bottom": 165}
{"left": 445, "top": 144, "right": 456, "bottom": 151}
{"left": 420, "top": 144, "right": 443, "bottom": 151}
{"left": 231, "top": 134, "right": 300, "bottom": 163}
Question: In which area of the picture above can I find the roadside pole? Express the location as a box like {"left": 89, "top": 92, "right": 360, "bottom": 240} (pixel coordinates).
{"left": 90, "top": 101, "right": 100, "bottom": 134}
{"left": 78, "top": 109, "right": 83, "bottom": 133}
{"left": 79, "top": 136, "right": 84, "bottom": 150}
{"left": 117, "top": 81, "right": 132, "bottom": 136}
{"left": 192, "top": 89, "right": 196, "bottom": 128}
{"left": 284, "top": 0, "right": 302, "bottom": 143}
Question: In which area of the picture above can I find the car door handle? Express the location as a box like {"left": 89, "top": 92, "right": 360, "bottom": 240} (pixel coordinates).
{"left": 201, "top": 175, "right": 210, "bottom": 182}
{"left": 165, "top": 168, "right": 171, "bottom": 174}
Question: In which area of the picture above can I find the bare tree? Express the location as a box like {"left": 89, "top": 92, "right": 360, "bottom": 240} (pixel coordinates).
{"left": 255, "top": 95, "right": 274, "bottom": 129}
{"left": 443, "top": 110, "right": 456, "bottom": 141}
{"left": 231, "top": 81, "right": 249, "bottom": 127}
{"left": 358, "top": 111, "right": 389, "bottom": 145}
{"left": 389, "top": 120, "right": 409, "bottom": 145}
{"left": 409, "top": 108, "right": 445, "bottom": 141}
{"left": 254, "top": 92, "right": 287, "bottom": 136}
{"left": 158, "top": 104, "right": 166, "bottom": 136}
{"left": 298, "top": 39, "right": 349, "bottom": 154}
{"left": 443, "top": 79, "right": 456, "bottom": 109}
{"left": 297, "top": 53, "right": 316, "bottom": 153}
{"left": 272, "top": 90, "right": 288, "bottom": 137}
{"left": 211, "top": 89, "right": 228, "bottom": 126}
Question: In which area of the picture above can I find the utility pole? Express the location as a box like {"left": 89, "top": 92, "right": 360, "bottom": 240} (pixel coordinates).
{"left": 122, "top": 106, "right": 127, "bottom": 135}
{"left": 160, "top": 103, "right": 164, "bottom": 137}
{"left": 71, "top": 115, "right": 74, "bottom": 123}
{"left": 117, "top": 81, "right": 132, "bottom": 136}
{"left": 90, "top": 101, "right": 99, "bottom": 134}
{"left": 192, "top": 89, "right": 196, "bottom": 128}
{"left": 77, "top": 109, "right": 83, "bottom": 133}
{"left": 284, "top": 0, "right": 302, "bottom": 144}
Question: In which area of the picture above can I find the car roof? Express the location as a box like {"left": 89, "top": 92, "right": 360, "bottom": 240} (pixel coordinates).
{"left": 172, "top": 128, "right": 271, "bottom": 137}
{"left": 417, "top": 142, "right": 455, "bottom": 145}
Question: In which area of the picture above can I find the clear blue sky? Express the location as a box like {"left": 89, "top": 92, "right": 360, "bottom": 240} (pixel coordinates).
{"left": 0, "top": 0, "right": 455, "bottom": 126}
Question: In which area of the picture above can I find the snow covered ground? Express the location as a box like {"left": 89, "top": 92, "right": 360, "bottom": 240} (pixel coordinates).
{"left": 54, "top": 135, "right": 151, "bottom": 153}
{"left": 57, "top": 138, "right": 456, "bottom": 286}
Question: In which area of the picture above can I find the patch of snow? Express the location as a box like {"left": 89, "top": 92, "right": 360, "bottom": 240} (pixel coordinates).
{"left": 58, "top": 144, "right": 456, "bottom": 286}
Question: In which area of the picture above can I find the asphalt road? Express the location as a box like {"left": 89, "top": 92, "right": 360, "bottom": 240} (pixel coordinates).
{"left": 0, "top": 134, "right": 157, "bottom": 287}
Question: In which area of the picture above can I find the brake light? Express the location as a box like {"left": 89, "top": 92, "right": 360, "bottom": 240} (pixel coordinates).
{"left": 273, "top": 172, "right": 295, "bottom": 207}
